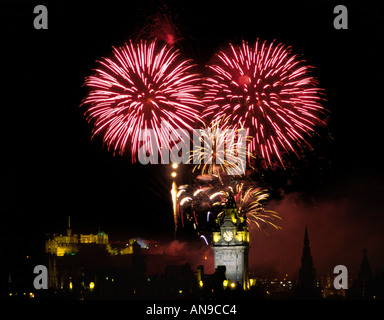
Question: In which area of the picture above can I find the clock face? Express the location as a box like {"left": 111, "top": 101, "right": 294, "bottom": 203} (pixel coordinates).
{"left": 223, "top": 230, "right": 233, "bottom": 242}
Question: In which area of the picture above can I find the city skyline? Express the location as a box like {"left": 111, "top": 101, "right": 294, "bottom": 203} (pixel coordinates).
{"left": 6, "top": 217, "right": 383, "bottom": 300}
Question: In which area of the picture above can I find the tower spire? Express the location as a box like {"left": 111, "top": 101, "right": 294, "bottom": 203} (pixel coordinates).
{"left": 67, "top": 216, "right": 72, "bottom": 236}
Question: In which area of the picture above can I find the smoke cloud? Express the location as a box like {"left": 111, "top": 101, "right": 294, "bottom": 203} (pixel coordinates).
{"left": 162, "top": 175, "right": 384, "bottom": 280}
{"left": 249, "top": 175, "right": 384, "bottom": 278}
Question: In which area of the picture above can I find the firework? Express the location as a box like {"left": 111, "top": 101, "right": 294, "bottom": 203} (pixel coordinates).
{"left": 232, "top": 183, "right": 281, "bottom": 231}
{"left": 203, "top": 40, "right": 325, "bottom": 166}
{"left": 82, "top": 40, "right": 203, "bottom": 163}
{"left": 177, "top": 184, "right": 214, "bottom": 227}
{"left": 178, "top": 177, "right": 281, "bottom": 233}
{"left": 138, "top": 7, "right": 181, "bottom": 46}
{"left": 190, "top": 120, "right": 252, "bottom": 178}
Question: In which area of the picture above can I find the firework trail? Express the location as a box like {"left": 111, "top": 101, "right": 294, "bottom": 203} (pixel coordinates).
{"left": 171, "top": 180, "right": 178, "bottom": 236}
{"left": 82, "top": 40, "right": 203, "bottom": 163}
{"left": 203, "top": 40, "right": 325, "bottom": 167}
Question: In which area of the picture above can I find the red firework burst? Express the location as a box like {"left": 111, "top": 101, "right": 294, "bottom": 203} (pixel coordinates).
{"left": 138, "top": 7, "right": 182, "bottom": 47}
{"left": 82, "top": 40, "right": 203, "bottom": 162}
{"left": 203, "top": 40, "right": 325, "bottom": 167}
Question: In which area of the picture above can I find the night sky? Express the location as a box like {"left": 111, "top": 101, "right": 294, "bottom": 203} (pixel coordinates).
{"left": 2, "top": 1, "right": 383, "bottom": 277}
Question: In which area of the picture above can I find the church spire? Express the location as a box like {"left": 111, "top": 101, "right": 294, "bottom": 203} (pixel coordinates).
{"left": 351, "top": 248, "right": 374, "bottom": 298}
{"left": 297, "top": 226, "right": 319, "bottom": 298}
{"left": 301, "top": 225, "right": 313, "bottom": 269}
{"left": 358, "top": 249, "right": 373, "bottom": 281}
{"left": 304, "top": 225, "right": 309, "bottom": 246}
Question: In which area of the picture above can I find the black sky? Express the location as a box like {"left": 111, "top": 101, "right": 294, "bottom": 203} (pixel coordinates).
{"left": 2, "top": 1, "right": 383, "bottom": 273}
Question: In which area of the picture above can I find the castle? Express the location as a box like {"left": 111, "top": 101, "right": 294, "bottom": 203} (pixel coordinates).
{"left": 45, "top": 217, "right": 146, "bottom": 257}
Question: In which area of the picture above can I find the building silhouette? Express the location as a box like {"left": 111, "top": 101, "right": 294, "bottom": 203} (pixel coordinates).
{"left": 296, "top": 226, "right": 320, "bottom": 299}
{"left": 349, "top": 249, "right": 374, "bottom": 299}
{"left": 7, "top": 215, "right": 384, "bottom": 300}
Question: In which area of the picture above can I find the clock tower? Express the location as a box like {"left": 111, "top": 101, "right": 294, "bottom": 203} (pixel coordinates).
{"left": 212, "top": 193, "right": 249, "bottom": 290}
